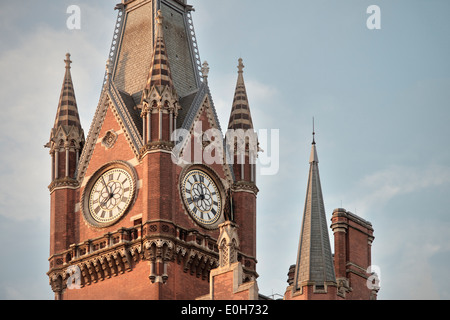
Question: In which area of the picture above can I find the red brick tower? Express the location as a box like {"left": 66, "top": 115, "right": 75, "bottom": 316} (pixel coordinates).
{"left": 226, "top": 58, "right": 258, "bottom": 281}
{"left": 46, "top": 0, "right": 258, "bottom": 300}
{"left": 45, "top": 54, "right": 85, "bottom": 297}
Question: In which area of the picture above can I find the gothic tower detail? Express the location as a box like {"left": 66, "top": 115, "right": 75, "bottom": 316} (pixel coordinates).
{"left": 46, "top": 0, "right": 259, "bottom": 301}
{"left": 46, "top": 53, "right": 85, "bottom": 187}
{"left": 140, "top": 10, "right": 180, "bottom": 153}
{"left": 226, "top": 58, "right": 258, "bottom": 279}
{"left": 285, "top": 132, "right": 337, "bottom": 300}
{"left": 45, "top": 54, "right": 85, "bottom": 267}
{"left": 45, "top": 0, "right": 377, "bottom": 302}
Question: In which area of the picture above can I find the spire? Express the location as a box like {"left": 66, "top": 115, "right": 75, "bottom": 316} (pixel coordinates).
{"left": 293, "top": 135, "right": 336, "bottom": 292}
{"left": 142, "top": 10, "right": 176, "bottom": 99}
{"left": 46, "top": 53, "right": 85, "bottom": 185}
{"left": 140, "top": 10, "right": 180, "bottom": 147}
{"left": 227, "top": 58, "right": 254, "bottom": 130}
{"left": 53, "top": 53, "right": 83, "bottom": 130}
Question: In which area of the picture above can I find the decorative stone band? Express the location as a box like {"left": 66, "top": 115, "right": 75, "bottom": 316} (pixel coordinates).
{"left": 48, "top": 177, "right": 79, "bottom": 193}
{"left": 47, "top": 220, "right": 220, "bottom": 294}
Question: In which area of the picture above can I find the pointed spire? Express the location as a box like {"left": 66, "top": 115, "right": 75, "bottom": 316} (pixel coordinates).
{"left": 293, "top": 135, "right": 336, "bottom": 292}
{"left": 227, "top": 58, "right": 254, "bottom": 130}
{"left": 53, "top": 53, "right": 83, "bottom": 130}
{"left": 46, "top": 53, "right": 85, "bottom": 185}
{"left": 142, "top": 10, "right": 175, "bottom": 98}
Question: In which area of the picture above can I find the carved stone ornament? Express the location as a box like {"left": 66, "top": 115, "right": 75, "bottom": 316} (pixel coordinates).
{"left": 102, "top": 130, "right": 118, "bottom": 149}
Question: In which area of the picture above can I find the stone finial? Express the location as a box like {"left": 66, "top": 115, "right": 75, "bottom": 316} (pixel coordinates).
{"left": 64, "top": 53, "right": 72, "bottom": 69}
{"left": 237, "top": 58, "right": 244, "bottom": 74}
{"left": 156, "top": 9, "right": 163, "bottom": 27}
{"left": 201, "top": 61, "right": 209, "bottom": 82}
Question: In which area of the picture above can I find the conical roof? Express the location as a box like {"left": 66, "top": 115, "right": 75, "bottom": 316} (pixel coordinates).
{"left": 293, "top": 136, "right": 336, "bottom": 289}
{"left": 53, "top": 53, "right": 82, "bottom": 131}
{"left": 227, "top": 58, "right": 254, "bottom": 130}
{"left": 142, "top": 10, "right": 176, "bottom": 98}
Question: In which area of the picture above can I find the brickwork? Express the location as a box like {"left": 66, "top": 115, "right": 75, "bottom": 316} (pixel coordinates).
{"left": 331, "top": 208, "right": 375, "bottom": 300}
{"left": 47, "top": 0, "right": 377, "bottom": 302}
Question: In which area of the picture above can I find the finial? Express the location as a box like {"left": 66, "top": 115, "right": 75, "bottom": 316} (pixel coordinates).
{"left": 156, "top": 10, "right": 163, "bottom": 27}
{"left": 64, "top": 53, "right": 72, "bottom": 69}
{"left": 312, "top": 117, "right": 316, "bottom": 145}
{"left": 238, "top": 58, "right": 245, "bottom": 74}
{"left": 106, "top": 58, "right": 113, "bottom": 79}
{"left": 201, "top": 61, "right": 209, "bottom": 83}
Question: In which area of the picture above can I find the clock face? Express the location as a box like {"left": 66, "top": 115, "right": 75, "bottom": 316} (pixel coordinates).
{"left": 88, "top": 167, "right": 135, "bottom": 225}
{"left": 181, "top": 169, "right": 222, "bottom": 227}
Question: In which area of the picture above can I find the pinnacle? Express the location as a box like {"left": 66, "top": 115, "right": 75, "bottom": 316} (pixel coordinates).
{"left": 227, "top": 58, "right": 254, "bottom": 131}
{"left": 142, "top": 10, "right": 176, "bottom": 97}
{"left": 53, "top": 53, "right": 82, "bottom": 130}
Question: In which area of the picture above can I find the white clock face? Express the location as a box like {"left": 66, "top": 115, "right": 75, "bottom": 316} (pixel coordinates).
{"left": 181, "top": 169, "right": 222, "bottom": 227}
{"left": 88, "top": 168, "right": 134, "bottom": 224}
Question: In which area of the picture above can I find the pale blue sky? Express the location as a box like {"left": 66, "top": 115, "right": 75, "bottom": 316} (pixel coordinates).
{"left": 0, "top": 0, "right": 449, "bottom": 299}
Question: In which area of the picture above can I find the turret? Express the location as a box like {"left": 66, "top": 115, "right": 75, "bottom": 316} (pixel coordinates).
{"left": 225, "top": 58, "right": 258, "bottom": 279}
{"left": 46, "top": 53, "right": 84, "bottom": 188}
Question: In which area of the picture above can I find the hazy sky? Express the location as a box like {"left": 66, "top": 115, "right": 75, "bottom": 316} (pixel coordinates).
{"left": 1, "top": 0, "right": 450, "bottom": 300}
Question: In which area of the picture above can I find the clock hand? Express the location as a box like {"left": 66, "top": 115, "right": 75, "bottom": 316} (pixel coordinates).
{"left": 101, "top": 176, "right": 112, "bottom": 195}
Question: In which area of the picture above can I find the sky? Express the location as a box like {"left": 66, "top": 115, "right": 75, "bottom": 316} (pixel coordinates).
{"left": 0, "top": 0, "right": 449, "bottom": 300}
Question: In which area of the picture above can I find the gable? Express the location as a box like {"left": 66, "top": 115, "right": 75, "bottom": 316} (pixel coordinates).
{"left": 77, "top": 81, "right": 143, "bottom": 183}
{"left": 175, "top": 86, "right": 235, "bottom": 185}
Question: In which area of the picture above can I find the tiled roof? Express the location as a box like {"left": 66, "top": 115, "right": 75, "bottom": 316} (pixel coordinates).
{"left": 142, "top": 10, "right": 175, "bottom": 96}
{"left": 53, "top": 53, "right": 82, "bottom": 131}
{"left": 228, "top": 58, "right": 254, "bottom": 131}
{"left": 293, "top": 139, "right": 337, "bottom": 288}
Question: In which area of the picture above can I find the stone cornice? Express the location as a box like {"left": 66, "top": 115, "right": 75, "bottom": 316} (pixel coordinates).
{"left": 48, "top": 177, "right": 79, "bottom": 192}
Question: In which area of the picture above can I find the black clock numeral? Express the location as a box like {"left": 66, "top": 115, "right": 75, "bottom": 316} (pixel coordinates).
{"left": 109, "top": 173, "right": 114, "bottom": 181}
{"left": 199, "top": 175, "right": 204, "bottom": 183}
{"left": 187, "top": 197, "right": 193, "bottom": 205}
{"left": 211, "top": 208, "right": 217, "bottom": 216}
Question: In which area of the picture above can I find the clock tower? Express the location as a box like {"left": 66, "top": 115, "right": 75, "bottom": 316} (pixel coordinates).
{"left": 46, "top": 0, "right": 258, "bottom": 300}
